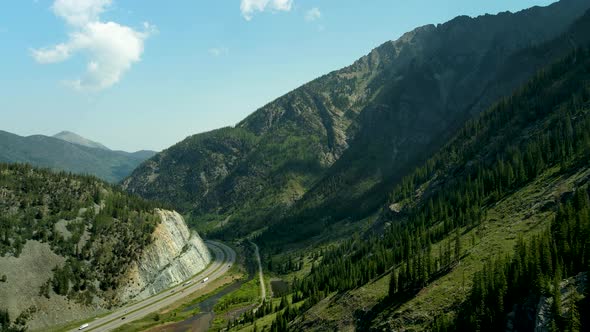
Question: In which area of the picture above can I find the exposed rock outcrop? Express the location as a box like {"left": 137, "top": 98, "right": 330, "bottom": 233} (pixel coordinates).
{"left": 534, "top": 272, "right": 587, "bottom": 332}
{"left": 118, "top": 209, "right": 211, "bottom": 303}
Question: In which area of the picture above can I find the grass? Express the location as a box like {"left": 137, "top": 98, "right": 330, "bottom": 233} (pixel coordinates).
{"left": 369, "top": 165, "right": 590, "bottom": 330}
{"left": 288, "top": 165, "right": 590, "bottom": 331}
{"left": 44, "top": 310, "right": 113, "bottom": 332}
{"left": 208, "top": 243, "right": 264, "bottom": 331}
{"left": 213, "top": 278, "right": 260, "bottom": 313}
{"left": 186, "top": 212, "right": 232, "bottom": 235}
{"left": 231, "top": 298, "right": 307, "bottom": 332}
{"left": 111, "top": 271, "right": 241, "bottom": 332}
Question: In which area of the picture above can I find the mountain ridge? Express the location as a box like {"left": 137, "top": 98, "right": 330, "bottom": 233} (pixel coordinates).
{"left": 53, "top": 130, "right": 110, "bottom": 151}
{"left": 124, "top": 0, "right": 590, "bottom": 239}
{"left": 0, "top": 130, "right": 157, "bottom": 183}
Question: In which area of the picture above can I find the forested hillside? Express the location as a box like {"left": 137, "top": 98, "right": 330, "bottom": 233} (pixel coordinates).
{"left": 0, "top": 164, "right": 164, "bottom": 331}
{"left": 124, "top": 0, "right": 590, "bottom": 238}
{"left": 225, "top": 43, "right": 590, "bottom": 331}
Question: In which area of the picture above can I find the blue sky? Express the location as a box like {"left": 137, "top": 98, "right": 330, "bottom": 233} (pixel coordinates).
{"left": 1, "top": 0, "right": 557, "bottom": 152}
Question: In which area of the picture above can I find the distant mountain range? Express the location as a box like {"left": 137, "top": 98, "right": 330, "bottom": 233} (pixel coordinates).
{"left": 53, "top": 130, "right": 111, "bottom": 150}
{"left": 0, "top": 130, "right": 156, "bottom": 183}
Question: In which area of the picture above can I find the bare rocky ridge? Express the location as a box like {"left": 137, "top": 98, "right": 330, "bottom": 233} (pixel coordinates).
{"left": 118, "top": 209, "right": 211, "bottom": 303}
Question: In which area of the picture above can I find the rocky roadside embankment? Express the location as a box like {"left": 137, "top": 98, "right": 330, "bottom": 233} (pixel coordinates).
{"left": 118, "top": 209, "right": 211, "bottom": 303}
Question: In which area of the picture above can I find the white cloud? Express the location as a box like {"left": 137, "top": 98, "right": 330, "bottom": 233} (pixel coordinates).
{"left": 32, "top": 0, "right": 154, "bottom": 91}
{"left": 305, "top": 7, "right": 321, "bottom": 22}
{"left": 52, "top": 0, "right": 111, "bottom": 26}
{"left": 240, "top": 0, "right": 293, "bottom": 21}
{"left": 208, "top": 47, "right": 229, "bottom": 57}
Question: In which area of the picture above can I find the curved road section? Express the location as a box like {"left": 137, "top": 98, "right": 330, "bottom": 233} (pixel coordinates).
{"left": 74, "top": 240, "right": 236, "bottom": 332}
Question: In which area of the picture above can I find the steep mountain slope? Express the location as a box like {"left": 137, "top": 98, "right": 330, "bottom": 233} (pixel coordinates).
{"left": 260, "top": 1, "right": 590, "bottom": 246}
{"left": 53, "top": 131, "right": 110, "bottom": 150}
{"left": 0, "top": 164, "right": 209, "bottom": 331}
{"left": 288, "top": 1, "right": 590, "bottom": 223}
{"left": 0, "top": 130, "right": 156, "bottom": 183}
{"left": 226, "top": 35, "right": 590, "bottom": 332}
{"left": 124, "top": 0, "right": 590, "bottom": 236}
{"left": 370, "top": 44, "right": 590, "bottom": 332}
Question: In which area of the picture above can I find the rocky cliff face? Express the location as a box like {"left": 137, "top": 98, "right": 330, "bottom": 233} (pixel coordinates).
{"left": 118, "top": 209, "right": 211, "bottom": 303}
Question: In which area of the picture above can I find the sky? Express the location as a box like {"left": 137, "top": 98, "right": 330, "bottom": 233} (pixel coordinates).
{"left": 0, "top": 0, "right": 557, "bottom": 152}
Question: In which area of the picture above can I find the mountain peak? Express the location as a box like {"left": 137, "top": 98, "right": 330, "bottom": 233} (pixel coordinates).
{"left": 53, "top": 131, "right": 110, "bottom": 150}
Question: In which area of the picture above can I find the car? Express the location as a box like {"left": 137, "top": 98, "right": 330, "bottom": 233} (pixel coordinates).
{"left": 78, "top": 323, "right": 89, "bottom": 330}
{"left": 121, "top": 317, "right": 126, "bottom": 320}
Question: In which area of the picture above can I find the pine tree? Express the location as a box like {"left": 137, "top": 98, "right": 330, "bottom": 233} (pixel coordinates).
{"left": 454, "top": 231, "right": 462, "bottom": 263}
{"left": 552, "top": 275, "right": 562, "bottom": 321}
{"left": 389, "top": 270, "right": 398, "bottom": 298}
{"left": 566, "top": 285, "right": 581, "bottom": 332}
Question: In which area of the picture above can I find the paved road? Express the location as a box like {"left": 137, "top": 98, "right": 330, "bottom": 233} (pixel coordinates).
{"left": 75, "top": 240, "right": 235, "bottom": 332}
{"left": 251, "top": 242, "right": 266, "bottom": 310}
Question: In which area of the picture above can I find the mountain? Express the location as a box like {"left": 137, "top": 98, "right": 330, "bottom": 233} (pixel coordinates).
{"left": 0, "top": 130, "right": 157, "bottom": 183}
{"left": 288, "top": 41, "right": 590, "bottom": 331}
{"left": 0, "top": 164, "right": 210, "bottom": 331}
{"left": 244, "top": 26, "right": 590, "bottom": 332}
{"left": 123, "top": 0, "right": 590, "bottom": 238}
{"left": 53, "top": 131, "right": 110, "bottom": 150}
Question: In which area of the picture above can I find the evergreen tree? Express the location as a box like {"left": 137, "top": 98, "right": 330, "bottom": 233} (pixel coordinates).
{"left": 566, "top": 285, "right": 581, "bottom": 332}
{"left": 454, "top": 231, "right": 461, "bottom": 263}
{"left": 389, "top": 270, "right": 398, "bottom": 298}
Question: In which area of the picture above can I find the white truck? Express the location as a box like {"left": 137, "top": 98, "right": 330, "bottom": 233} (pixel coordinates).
{"left": 78, "top": 323, "right": 89, "bottom": 330}
{"left": 202, "top": 277, "right": 209, "bottom": 283}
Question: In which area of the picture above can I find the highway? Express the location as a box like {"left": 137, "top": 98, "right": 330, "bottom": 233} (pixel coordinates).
{"left": 75, "top": 240, "right": 236, "bottom": 332}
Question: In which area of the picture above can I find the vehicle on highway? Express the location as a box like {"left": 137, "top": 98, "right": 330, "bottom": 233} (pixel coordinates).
{"left": 78, "top": 323, "right": 89, "bottom": 330}
{"left": 202, "top": 277, "right": 209, "bottom": 283}
{"left": 182, "top": 280, "right": 192, "bottom": 286}
{"left": 121, "top": 316, "right": 126, "bottom": 320}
